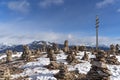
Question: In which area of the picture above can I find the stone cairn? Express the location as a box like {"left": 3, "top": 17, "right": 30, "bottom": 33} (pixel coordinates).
{"left": 110, "top": 44, "right": 116, "bottom": 55}
{"left": 52, "top": 43, "right": 59, "bottom": 54}
{"left": 63, "top": 40, "right": 69, "bottom": 53}
{"left": 54, "top": 63, "right": 70, "bottom": 79}
{"left": 66, "top": 51, "right": 79, "bottom": 64}
{"left": 106, "top": 55, "right": 120, "bottom": 65}
{"left": 115, "top": 44, "right": 120, "bottom": 54}
{"left": 71, "top": 46, "right": 79, "bottom": 55}
{"left": 46, "top": 61, "right": 60, "bottom": 69}
{"left": 35, "top": 48, "right": 41, "bottom": 56}
{"left": 96, "top": 50, "right": 107, "bottom": 63}
{"left": 31, "top": 49, "right": 35, "bottom": 55}
{"left": 79, "top": 45, "right": 86, "bottom": 51}
{"left": 86, "top": 51, "right": 111, "bottom": 80}
{"left": 21, "top": 45, "right": 32, "bottom": 62}
{"left": 105, "top": 45, "right": 120, "bottom": 65}
{"left": 42, "top": 41, "right": 47, "bottom": 52}
{"left": 73, "top": 46, "right": 79, "bottom": 54}
{"left": 0, "top": 67, "right": 11, "bottom": 80}
{"left": 47, "top": 48, "right": 56, "bottom": 61}
{"left": 81, "top": 51, "right": 89, "bottom": 61}
{"left": 6, "top": 50, "right": 13, "bottom": 63}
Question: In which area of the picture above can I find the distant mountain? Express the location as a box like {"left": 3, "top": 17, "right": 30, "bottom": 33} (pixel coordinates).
{"left": 0, "top": 41, "right": 64, "bottom": 53}
{"left": 0, "top": 41, "right": 109, "bottom": 53}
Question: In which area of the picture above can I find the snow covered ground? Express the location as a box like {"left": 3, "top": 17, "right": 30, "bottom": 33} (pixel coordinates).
{"left": 0, "top": 51, "right": 120, "bottom": 80}
{"left": 0, "top": 52, "right": 22, "bottom": 60}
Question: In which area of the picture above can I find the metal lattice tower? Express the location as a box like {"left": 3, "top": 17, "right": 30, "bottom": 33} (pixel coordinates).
{"left": 96, "top": 15, "right": 99, "bottom": 52}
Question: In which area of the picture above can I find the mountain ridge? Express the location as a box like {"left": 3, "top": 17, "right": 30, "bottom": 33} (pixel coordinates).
{"left": 0, "top": 41, "right": 109, "bottom": 53}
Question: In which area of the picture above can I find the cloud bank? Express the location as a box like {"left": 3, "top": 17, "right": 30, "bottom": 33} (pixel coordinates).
{"left": 96, "top": 0, "right": 115, "bottom": 8}
{"left": 0, "top": 31, "right": 119, "bottom": 46}
{"left": 39, "top": 0, "right": 64, "bottom": 8}
{"left": 6, "top": 0, "right": 30, "bottom": 13}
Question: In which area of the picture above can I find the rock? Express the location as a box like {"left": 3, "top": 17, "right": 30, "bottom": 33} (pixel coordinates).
{"left": 86, "top": 51, "right": 111, "bottom": 80}
{"left": 54, "top": 63, "right": 68, "bottom": 79}
{"left": 75, "top": 68, "right": 79, "bottom": 74}
{"left": 47, "top": 49, "right": 56, "bottom": 61}
{"left": 0, "top": 67, "right": 11, "bottom": 80}
{"left": 35, "top": 48, "right": 41, "bottom": 55}
{"left": 52, "top": 43, "right": 59, "bottom": 54}
{"left": 81, "top": 52, "right": 89, "bottom": 61}
{"left": 91, "top": 61, "right": 107, "bottom": 69}
{"left": 96, "top": 50, "right": 107, "bottom": 59}
{"left": 110, "top": 44, "right": 116, "bottom": 54}
{"left": 63, "top": 40, "right": 69, "bottom": 53}
{"left": 79, "top": 46, "right": 86, "bottom": 51}
{"left": 6, "top": 50, "right": 13, "bottom": 62}
{"left": 106, "top": 56, "right": 120, "bottom": 65}
{"left": 115, "top": 44, "right": 120, "bottom": 54}
{"left": 41, "top": 41, "right": 47, "bottom": 52}
{"left": 66, "top": 51, "right": 79, "bottom": 64}
{"left": 73, "top": 46, "right": 79, "bottom": 53}
{"left": 46, "top": 61, "right": 60, "bottom": 69}
{"left": 21, "top": 45, "right": 33, "bottom": 62}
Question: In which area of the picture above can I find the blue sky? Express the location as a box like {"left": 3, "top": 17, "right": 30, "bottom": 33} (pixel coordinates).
{"left": 0, "top": 0, "right": 120, "bottom": 45}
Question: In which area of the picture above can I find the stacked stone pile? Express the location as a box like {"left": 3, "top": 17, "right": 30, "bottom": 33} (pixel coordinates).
{"left": 34, "top": 48, "right": 41, "bottom": 57}
{"left": 115, "top": 44, "right": 120, "bottom": 53}
{"left": 66, "top": 51, "right": 79, "bottom": 64}
{"left": 95, "top": 50, "right": 107, "bottom": 62}
{"left": 63, "top": 40, "right": 69, "bottom": 53}
{"left": 21, "top": 45, "right": 33, "bottom": 62}
{"left": 81, "top": 51, "right": 89, "bottom": 61}
{"left": 47, "top": 48, "right": 56, "bottom": 61}
{"left": 6, "top": 50, "right": 13, "bottom": 63}
{"left": 110, "top": 44, "right": 116, "bottom": 55}
{"left": 0, "top": 67, "right": 11, "bottom": 80}
{"left": 46, "top": 61, "right": 60, "bottom": 69}
{"left": 79, "top": 46, "right": 86, "bottom": 51}
{"left": 86, "top": 51, "right": 111, "bottom": 80}
{"left": 72, "top": 46, "right": 79, "bottom": 53}
{"left": 54, "top": 63, "right": 73, "bottom": 80}
{"left": 106, "top": 55, "right": 120, "bottom": 65}
{"left": 52, "top": 43, "right": 59, "bottom": 54}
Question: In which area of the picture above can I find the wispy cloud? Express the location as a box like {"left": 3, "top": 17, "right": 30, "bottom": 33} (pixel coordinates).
{"left": 39, "top": 0, "right": 64, "bottom": 8}
{"left": 0, "top": 20, "right": 119, "bottom": 46}
{"left": 0, "top": 28, "right": 119, "bottom": 46}
{"left": 117, "top": 8, "right": 120, "bottom": 12}
{"left": 6, "top": 0, "right": 30, "bottom": 13}
{"left": 96, "top": 0, "right": 115, "bottom": 8}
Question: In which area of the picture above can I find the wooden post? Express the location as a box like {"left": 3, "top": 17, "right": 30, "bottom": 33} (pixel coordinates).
{"left": 96, "top": 15, "right": 99, "bottom": 52}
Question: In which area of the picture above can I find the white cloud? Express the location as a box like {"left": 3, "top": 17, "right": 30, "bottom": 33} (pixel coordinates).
{"left": 117, "top": 8, "right": 120, "bottom": 12}
{"left": 7, "top": 0, "right": 30, "bottom": 13}
{"left": 96, "top": 0, "right": 115, "bottom": 8}
{"left": 39, "top": 0, "right": 64, "bottom": 8}
{"left": 0, "top": 19, "right": 119, "bottom": 46}
{"left": 0, "top": 29, "right": 119, "bottom": 46}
